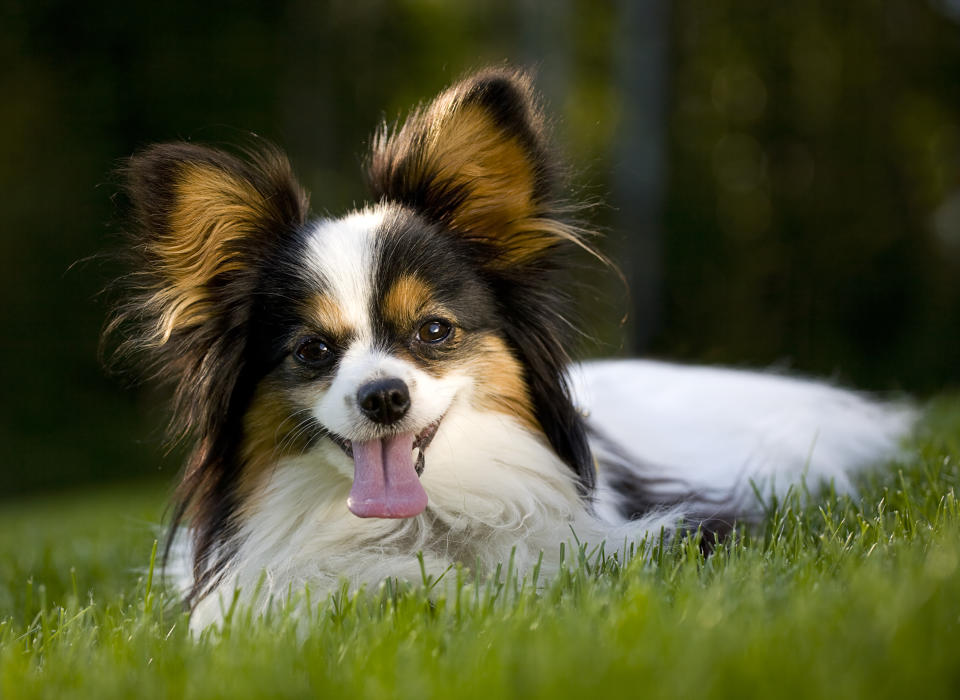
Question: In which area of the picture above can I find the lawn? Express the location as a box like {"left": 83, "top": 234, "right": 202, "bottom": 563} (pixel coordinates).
{"left": 1, "top": 400, "right": 959, "bottom": 699}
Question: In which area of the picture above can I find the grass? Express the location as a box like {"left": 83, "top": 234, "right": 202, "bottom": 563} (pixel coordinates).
{"left": 1, "top": 400, "right": 959, "bottom": 699}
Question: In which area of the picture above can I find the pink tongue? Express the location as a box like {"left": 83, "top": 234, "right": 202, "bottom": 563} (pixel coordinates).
{"left": 347, "top": 433, "right": 428, "bottom": 518}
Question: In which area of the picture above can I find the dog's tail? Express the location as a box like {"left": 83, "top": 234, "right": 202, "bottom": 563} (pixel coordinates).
{"left": 572, "top": 360, "right": 917, "bottom": 527}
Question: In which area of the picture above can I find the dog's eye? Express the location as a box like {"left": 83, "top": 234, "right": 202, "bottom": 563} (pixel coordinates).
{"left": 294, "top": 338, "right": 334, "bottom": 367}
{"left": 417, "top": 319, "right": 451, "bottom": 344}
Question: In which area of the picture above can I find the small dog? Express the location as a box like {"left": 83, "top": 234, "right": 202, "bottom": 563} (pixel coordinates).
{"left": 109, "top": 68, "right": 914, "bottom": 629}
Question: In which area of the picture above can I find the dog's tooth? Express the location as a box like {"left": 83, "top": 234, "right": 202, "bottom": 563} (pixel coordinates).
{"left": 415, "top": 450, "right": 426, "bottom": 476}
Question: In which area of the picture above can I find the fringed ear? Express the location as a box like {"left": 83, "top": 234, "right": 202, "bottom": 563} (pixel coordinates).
{"left": 123, "top": 143, "right": 308, "bottom": 345}
{"left": 109, "top": 142, "right": 308, "bottom": 439}
{"left": 368, "top": 68, "right": 580, "bottom": 266}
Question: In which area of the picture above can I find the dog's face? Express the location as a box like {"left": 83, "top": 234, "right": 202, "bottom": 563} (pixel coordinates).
{"left": 248, "top": 205, "right": 533, "bottom": 518}
{"left": 112, "top": 69, "right": 597, "bottom": 594}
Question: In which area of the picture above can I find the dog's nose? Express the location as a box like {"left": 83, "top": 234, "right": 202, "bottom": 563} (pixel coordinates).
{"left": 357, "top": 378, "right": 411, "bottom": 425}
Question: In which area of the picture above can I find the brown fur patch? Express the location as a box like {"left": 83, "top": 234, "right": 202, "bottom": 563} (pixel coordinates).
{"left": 383, "top": 275, "right": 435, "bottom": 329}
{"left": 465, "top": 334, "right": 539, "bottom": 433}
{"left": 419, "top": 104, "right": 541, "bottom": 261}
{"left": 306, "top": 293, "right": 353, "bottom": 339}
{"left": 147, "top": 163, "right": 270, "bottom": 342}
{"left": 236, "top": 382, "right": 309, "bottom": 498}
{"left": 368, "top": 69, "right": 597, "bottom": 268}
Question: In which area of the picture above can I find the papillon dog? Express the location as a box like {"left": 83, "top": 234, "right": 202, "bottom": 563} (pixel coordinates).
{"left": 108, "top": 68, "right": 915, "bottom": 629}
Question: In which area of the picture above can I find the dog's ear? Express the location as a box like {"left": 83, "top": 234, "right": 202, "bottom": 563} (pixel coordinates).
{"left": 109, "top": 143, "right": 309, "bottom": 590}
{"left": 122, "top": 142, "right": 309, "bottom": 345}
{"left": 368, "top": 68, "right": 574, "bottom": 266}
{"left": 108, "top": 142, "right": 308, "bottom": 444}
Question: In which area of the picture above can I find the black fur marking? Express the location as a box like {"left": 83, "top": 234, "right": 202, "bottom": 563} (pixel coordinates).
{"left": 588, "top": 425, "right": 741, "bottom": 551}
{"left": 371, "top": 208, "right": 494, "bottom": 350}
{"left": 497, "top": 266, "right": 595, "bottom": 493}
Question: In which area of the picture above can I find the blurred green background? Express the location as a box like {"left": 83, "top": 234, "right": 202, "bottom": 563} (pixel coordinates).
{"left": 2, "top": 0, "right": 959, "bottom": 497}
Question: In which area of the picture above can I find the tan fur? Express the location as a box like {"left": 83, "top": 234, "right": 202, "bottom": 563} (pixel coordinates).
{"left": 367, "top": 70, "right": 601, "bottom": 268}
{"left": 307, "top": 293, "right": 353, "bottom": 339}
{"left": 237, "top": 382, "right": 311, "bottom": 500}
{"left": 383, "top": 275, "right": 435, "bottom": 329}
{"left": 465, "top": 334, "right": 539, "bottom": 433}
{"left": 421, "top": 104, "right": 542, "bottom": 262}
{"left": 147, "top": 164, "right": 271, "bottom": 343}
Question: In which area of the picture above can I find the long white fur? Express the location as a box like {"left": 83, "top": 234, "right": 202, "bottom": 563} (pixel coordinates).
{"left": 189, "top": 406, "right": 682, "bottom": 630}
{"left": 178, "top": 212, "right": 916, "bottom": 632}
{"left": 572, "top": 361, "right": 916, "bottom": 521}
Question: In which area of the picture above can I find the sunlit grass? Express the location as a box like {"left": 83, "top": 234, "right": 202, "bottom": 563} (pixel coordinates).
{"left": 1, "top": 400, "right": 958, "bottom": 699}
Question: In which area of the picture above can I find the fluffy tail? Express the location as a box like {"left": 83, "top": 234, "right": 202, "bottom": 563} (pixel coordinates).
{"left": 572, "top": 360, "right": 917, "bottom": 526}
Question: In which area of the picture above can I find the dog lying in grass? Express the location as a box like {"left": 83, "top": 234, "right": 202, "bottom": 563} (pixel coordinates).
{"left": 107, "top": 68, "right": 914, "bottom": 629}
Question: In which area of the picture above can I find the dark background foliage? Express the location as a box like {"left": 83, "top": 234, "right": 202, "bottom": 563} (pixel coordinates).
{"left": 2, "top": 0, "right": 958, "bottom": 496}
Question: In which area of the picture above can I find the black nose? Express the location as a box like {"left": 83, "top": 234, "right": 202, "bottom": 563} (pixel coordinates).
{"left": 357, "top": 378, "right": 411, "bottom": 425}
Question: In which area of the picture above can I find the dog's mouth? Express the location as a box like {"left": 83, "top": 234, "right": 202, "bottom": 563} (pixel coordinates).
{"left": 330, "top": 419, "right": 442, "bottom": 519}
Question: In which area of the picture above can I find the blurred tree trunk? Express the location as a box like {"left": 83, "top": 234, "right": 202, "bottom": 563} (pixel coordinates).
{"left": 612, "top": 0, "right": 671, "bottom": 353}
{"left": 516, "top": 0, "right": 572, "bottom": 118}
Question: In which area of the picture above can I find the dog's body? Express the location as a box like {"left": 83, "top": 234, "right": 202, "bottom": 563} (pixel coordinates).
{"left": 109, "top": 69, "right": 914, "bottom": 630}
{"left": 184, "top": 358, "right": 911, "bottom": 629}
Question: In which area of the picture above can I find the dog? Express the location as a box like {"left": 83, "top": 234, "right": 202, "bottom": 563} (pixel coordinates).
{"left": 108, "top": 68, "right": 915, "bottom": 629}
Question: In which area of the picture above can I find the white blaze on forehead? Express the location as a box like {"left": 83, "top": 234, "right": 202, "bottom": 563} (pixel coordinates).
{"left": 302, "top": 207, "right": 467, "bottom": 443}
{"left": 304, "top": 209, "right": 384, "bottom": 339}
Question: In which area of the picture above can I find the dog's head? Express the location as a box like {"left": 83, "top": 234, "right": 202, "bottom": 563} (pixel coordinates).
{"left": 109, "top": 68, "right": 597, "bottom": 595}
